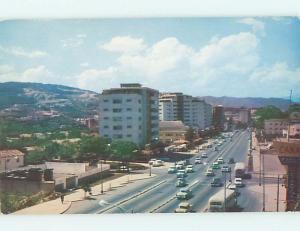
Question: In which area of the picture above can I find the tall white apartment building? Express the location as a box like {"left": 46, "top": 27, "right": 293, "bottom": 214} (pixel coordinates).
{"left": 159, "top": 93, "right": 213, "bottom": 130}
{"left": 99, "top": 83, "right": 159, "bottom": 147}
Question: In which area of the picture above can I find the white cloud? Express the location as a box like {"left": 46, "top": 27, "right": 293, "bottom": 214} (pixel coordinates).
{"left": 0, "top": 46, "right": 48, "bottom": 58}
{"left": 61, "top": 35, "right": 85, "bottom": 48}
{"left": 80, "top": 62, "right": 90, "bottom": 67}
{"left": 101, "top": 36, "right": 147, "bottom": 54}
{"left": 238, "top": 18, "right": 265, "bottom": 36}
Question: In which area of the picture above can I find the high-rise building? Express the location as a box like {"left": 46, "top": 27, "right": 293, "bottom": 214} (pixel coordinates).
{"left": 99, "top": 83, "right": 159, "bottom": 147}
{"left": 159, "top": 93, "right": 212, "bottom": 130}
{"left": 213, "top": 105, "right": 225, "bottom": 131}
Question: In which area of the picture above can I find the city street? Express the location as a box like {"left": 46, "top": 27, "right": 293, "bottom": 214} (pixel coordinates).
{"left": 66, "top": 130, "right": 256, "bottom": 214}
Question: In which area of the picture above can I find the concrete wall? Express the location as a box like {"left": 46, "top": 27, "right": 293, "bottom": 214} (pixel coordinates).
{"left": 0, "top": 179, "right": 54, "bottom": 195}
{"left": 45, "top": 162, "right": 87, "bottom": 174}
{"left": 0, "top": 156, "right": 24, "bottom": 172}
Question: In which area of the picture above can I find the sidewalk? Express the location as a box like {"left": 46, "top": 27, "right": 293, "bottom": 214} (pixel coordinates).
{"left": 13, "top": 173, "right": 155, "bottom": 215}
{"left": 247, "top": 132, "right": 286, "bottom": 212}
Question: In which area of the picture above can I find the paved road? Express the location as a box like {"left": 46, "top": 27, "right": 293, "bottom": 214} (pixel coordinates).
{"left": 66, "top": 130, "right": 253, "bottom": 214}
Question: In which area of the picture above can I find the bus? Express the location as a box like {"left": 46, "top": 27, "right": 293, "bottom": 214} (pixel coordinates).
{"left": 208, "top": 189, "right": 236, "bottom": 212}
{"left": 234, "top": 162, "right": 246, "bottom": 178}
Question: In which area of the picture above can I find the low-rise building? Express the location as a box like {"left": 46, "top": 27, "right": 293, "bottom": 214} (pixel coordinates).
{"left": 159, "top": 121, "right": 188, "bottom": 144}
{"left": 0, "top": 150, "right": 24, "bottom": 172}
{"left": 264, "top": 119, "right": 288, "bottom": 136}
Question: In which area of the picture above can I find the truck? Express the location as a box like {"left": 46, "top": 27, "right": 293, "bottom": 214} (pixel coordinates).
{"left": 234, "top": 162, "right": 246, "bottom": 178}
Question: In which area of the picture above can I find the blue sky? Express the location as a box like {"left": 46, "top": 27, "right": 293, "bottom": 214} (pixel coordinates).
{"left": 0, "top": 17, "right": 299, "bottom": 99}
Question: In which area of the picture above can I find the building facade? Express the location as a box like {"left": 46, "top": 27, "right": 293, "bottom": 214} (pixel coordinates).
{"left": 99, "top": 83, "right": 159, "bottom": 147}
{"left": 159, "top": 121, "right": 188, "bottom": 144}
{"left": 264, "top": 119, "right": 288, "bottom": 136}
{"left": 159, "top": 93, "right": 212, "bottom": 130}
{"left": 213, "top": 105, "right": 225, "bottom": 131}
{"left": 0, "top": 150, "right": 24, "bottom": 172}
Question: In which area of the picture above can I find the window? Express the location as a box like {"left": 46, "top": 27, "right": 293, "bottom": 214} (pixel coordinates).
{"left": 139, "top": 117, "right": 142, "bottom": 121}
{"left": 104, "top": 134, "right": 109, "bottom": 138}
{"left": 127, "top": 134, "right": 132, "bottom": 137}
{"left": 113, "top": 134, "right": 123, "bottom": 139}
{"left": 113, "top": 99, "right": 122, "bottom": 104}
{"left": 138, "top": 100, "right": 141, "bottom": 104}
{"left": 113, "top": 125, "right": 122, "bottom": 130}
{"left": 126, "top": 108, "right": 132, "bottom": 112}
{"left": 16, "top": 157, "right": 20, "bottom": 163}
{"left": 113, "top": 108, "right": 122, "bottom": 113}
{"left": 103, "top": 125, "right": 109, "bottom": 129}
{"left": 127, "top": 116, "right": 132, "bottom": 120}
{"left": 126, "top": 99, "right": 132, "bottom": 102}
{"left": 103, "top": 99, "right": 109, "bottom": 102}
{"left": 103, "top": 117, "right": 109, "bottom": 120}
{"left": 113, "top": 117, "right": 122, "bottom": 121}
{"left": 127, "top": 125, "right": 132, "bottom": 128}
{"left": 103, "top": 108, "right": 109, "bottom": 112}
{"left": 139, "top": 125, "right": 142, "bottom": 130}
{"left": 138, "top": 108, "right": 142, "bottom": 112}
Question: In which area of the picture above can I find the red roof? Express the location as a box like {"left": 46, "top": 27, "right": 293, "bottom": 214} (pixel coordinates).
{"left": 0, "top": 150, "right": 24, "bottom": 158}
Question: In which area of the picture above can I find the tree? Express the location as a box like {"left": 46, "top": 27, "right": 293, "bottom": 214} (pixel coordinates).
{"left": 110, "top": 140, "right": 138, "bottom": 163}
{"left": 254, "top": 106, "right": 286, "bottom": 129}
{"left": 78, "top": 136, "right": 110, "bottom": 163}
{"left": 81, "top": 183, "right": 92, "bottom": 198}
{"left": 185, "top": 127, "right": 195, "bottom": 143}
{"left": 25, "top": 151, "right": 47, "bottom": 165}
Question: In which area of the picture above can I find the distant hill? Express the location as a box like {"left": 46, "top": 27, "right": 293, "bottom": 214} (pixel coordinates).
{"left": 0, "top": 82, "right": 99, "bottom": 118}
{"left": 198, "top": 96, "right": 291, "bottom": 111}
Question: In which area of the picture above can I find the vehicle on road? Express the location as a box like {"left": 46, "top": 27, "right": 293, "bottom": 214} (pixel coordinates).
{"left": 152, "top": 159, "right": 164, "bottom": 167}
{"left": 234, "top": 178, "right": 244, "bottom": 187}
{"left": 212, "top": 162, "right": 220, "bottom": 169}
{"left": 168, "top": 166, "right": 177, "bottom": 174}
{"left": 177, "top": 170, "right": 187, "bottom": 178}
{"left": 205, "top": 168, "right": 215, "bottom": 176}
{"left": 221, "top": 165, "right": 231, "bottom": 173}
{"left": 194, "top": 157, "right": 202, "bottom": 164}
{"left": 176, "top": 178, "right": 187, "bottom": 187}
{"left": 234, "top": 162, "right": 246, "bottom": 178}
{"left": 175, "top": 163, "right": 185, "bottom": 170}
{"left": 211, "top": 177, "right": 223, "bottom": 187}
{"left": 208, "top": 189, "right": 237, "bottom": 212}
{"left": 217, "top": 157, "right": 224, "bottom": 164}
{"left": 228, "top": 158, "right": 235, "bottom": 164}
{"left": 174, "top": 202, "right": 193, "bottom": 213}
{"left": 214, "top": 147, "right": 218, "bottom": 151}
{"left": 176, "top": 188, "right": 192, "bottom": 200}
{"left": 201, "top": 153, "right": 208, "bottom": 158}
{"left": 119, "top": 166, "right": 131, "bottom": 172}
{"left": 186, "top": 165, "right": 194, "bottom": 173}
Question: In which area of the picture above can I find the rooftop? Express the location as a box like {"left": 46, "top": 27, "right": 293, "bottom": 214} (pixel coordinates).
{"left": 159, "top": 121, "right": 188, "bottom": 131}
{"left": 0, "top": 150, "right": 24, "bottom": 158}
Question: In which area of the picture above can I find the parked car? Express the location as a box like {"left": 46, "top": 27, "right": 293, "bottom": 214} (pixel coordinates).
{"left": 228, "top": 158, "right": 235, "bottom": 164}
{"left": 186, "top": 165, "right": 194, "bottom": 173}
{"left": 176, "top": 188, "right": 192, "bottom": 200}
{"left": 152, "top": 160, "right": 164, "bottom": 167}
{"left": 234, "top": 178, "right": 245, "bottom": 187}
{"left": 221, "top": 165, "right": 231, "bottom": 173}
{"left": 176, "top": 178, "right": 187, "bottom": 187}
{"left": 194, "top": 157, "right": 202, "bottom": 164}
{"left": 174, "top": 202, "right": 193, "bottom": 213}
{"left": 211, "top": 177, "right": 223, "bottom": 187}
{"left": 148, "top": 159, "right": 157, "bottom": 165}
{"left": 205, "top": 168, "right": 215, "bottom": 176}
{"left": 119, "top": 166, "right": 131, "bottom": 172}
{"left": 168, "top": 166, "right": 177, "bottom": 174}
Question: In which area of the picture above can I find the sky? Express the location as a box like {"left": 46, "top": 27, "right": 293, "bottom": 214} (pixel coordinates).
{"left": 0, "top": 17, "right": 300, "bottom": 99}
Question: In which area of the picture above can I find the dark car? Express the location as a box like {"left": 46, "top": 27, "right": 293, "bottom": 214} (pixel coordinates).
{"left": 211, "top": 177, "right": 223, "bottom": 187}
{"left": 228, "top": 158, "right": 235, "bottom": 164}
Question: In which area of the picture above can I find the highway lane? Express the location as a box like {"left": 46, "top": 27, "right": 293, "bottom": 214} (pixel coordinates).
{"left": 103, "top": 130, "right": 247, "bottom": 213}
{"left": 66, "top": 130, "right": 248, "bottom": 214}
{"left": 153, "top": 130, "right": 250, "bottom": 213}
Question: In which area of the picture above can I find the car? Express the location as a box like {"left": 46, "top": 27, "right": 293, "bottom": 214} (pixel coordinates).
{"left": 201, "top": 153, "right": 208, "bottom": 158}
{"left": 176, "top": 188, "right": 192, "bottom": 200}
{"left": 221, "top": 165, "right": 231, "bottom": 173}
{"left": 186, "top": 165, "right": 194, "bottom": 173}
{"left": 211, "top": 177, "right": 223, "bottom": 187}
{"left": 119, "top": 166, "right": 131, "bottom": 172}
{"left": 175, "top": 163, "right": 185, "bottom": 170}
{"left": 177, "top": 170, "right": 187, "bottom": 178}
{"left": 214, "top": 147, "right": 218, "bottom": 151}
{"left": 174, "top": 202, "right": 193, "bottom": 213}
{"left": 205, "top": 168, "right": 215, "bottom": 176}
{"left": 176, "top": 178, "right": 187, "bottom": 187}
{"left": 152, "top": 160, "right": 164, "bottom": 167}
{"left": 228, "top": 183, "right": 236, "bottom": 190}
{"left": 194, "top": 157, "right": 202, "bottom": 164}
{"left": 212, "top": 162, "right": 220, "bottom": 169}
{"left": 168, "top": 166, "right": 177, "bottom": 174}
{"left": 234, "top": 178, "right": 245, "bottom": 187}
{"left": 217, "top": 157, "right": 224, "bottom": 164}
{"left": 228, "top": 158, "right": 235, "bottom": 164}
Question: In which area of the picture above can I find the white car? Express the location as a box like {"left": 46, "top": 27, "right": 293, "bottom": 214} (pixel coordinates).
{"left": 194, "top": 157, "right": 202, "bottom": 164}
{"left": 186, "top": 165, "right": 194, "bottom": 173}
{"left": 176, "top": 163, "right": 185, "bottom": 170}
{"left": 174, "top": 202, "right": 193, "bottom": 213}
{"left": 201, "top": 153, "right": 208, "bottom": 158}
{"left": 168, "top": 166, "right": 177, "bottom": 174}
{"left": 234, "top": 178, "right": 244, "bottom": 187}
{"left": 217, "top": 157, "right": 224, "bottom": 164}
{"left": 176, "top": 188, "right": 192, "bottom": 200}
{"left": 152, "top": 160, "right": 164, "bottom": 167}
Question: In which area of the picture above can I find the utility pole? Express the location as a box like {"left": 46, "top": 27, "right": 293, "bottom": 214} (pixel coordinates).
{"left": 277, "top": 175, "right": 280, "bottom": 212}
{"left": 287, "top": 89, "right": 292, "bottom": 142}
{"left": 262, "top": 152, "right": 265, "bottom": 211}
{"left": 224, "top": 172, "right": 227, "bottom": 212}
{"left": 100, "top": 160, "right": 103, "bottom": 194}
{"left": 259, "top": 147, "right": 262, "bottom": 186}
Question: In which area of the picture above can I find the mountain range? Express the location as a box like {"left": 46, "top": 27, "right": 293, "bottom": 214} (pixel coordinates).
{"left": 0, "top": 82, "right": 295, "bottom": 119}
